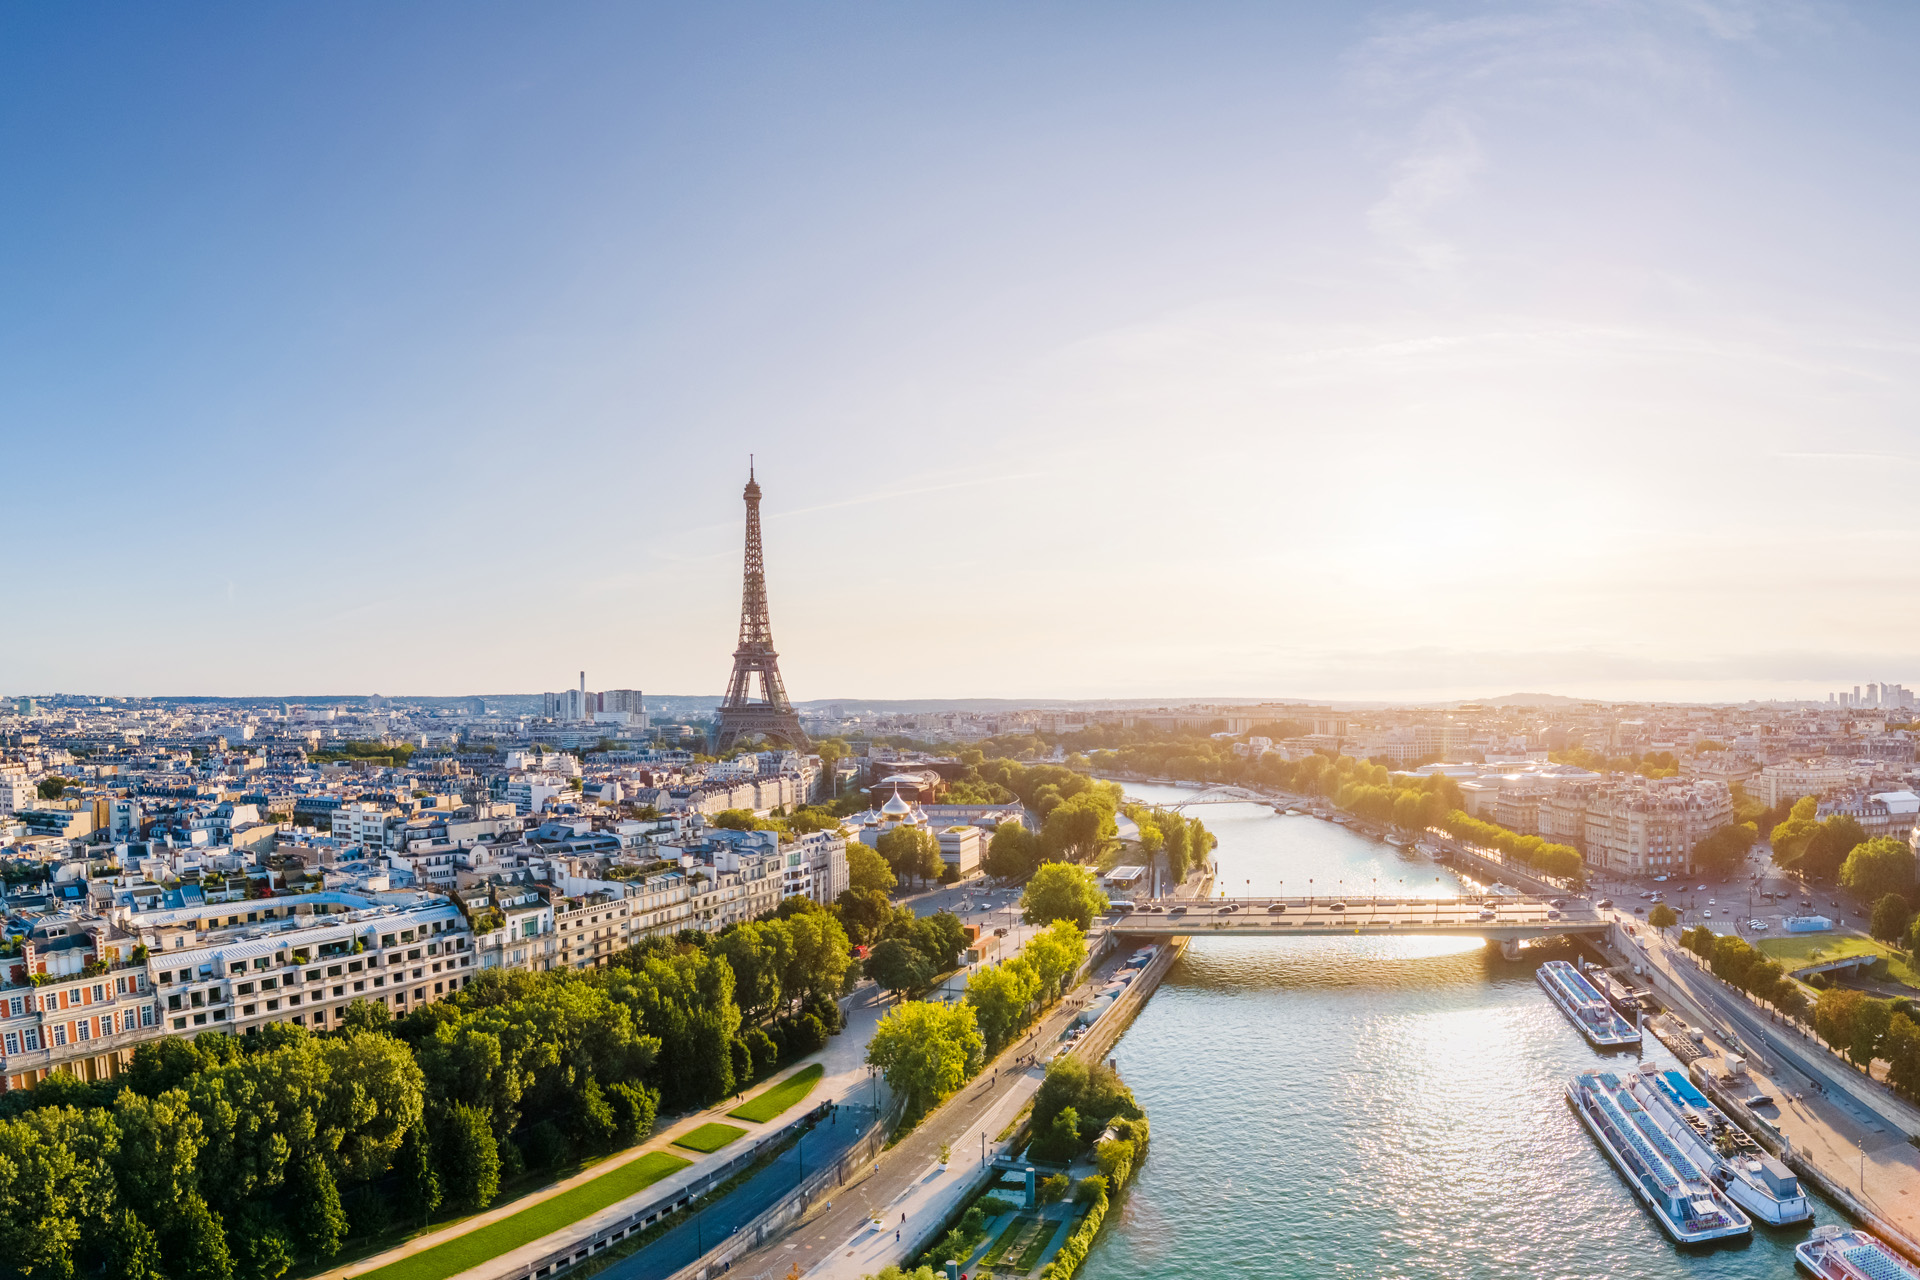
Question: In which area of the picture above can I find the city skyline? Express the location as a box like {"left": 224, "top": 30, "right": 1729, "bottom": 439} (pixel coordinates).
{"left": 7, "top": 3, "right": 1920, "bottom": 702}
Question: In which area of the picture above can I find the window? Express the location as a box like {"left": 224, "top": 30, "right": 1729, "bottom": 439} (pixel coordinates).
{"left": 266, "top": 999, "right": 279, "bottom": 1012}
{"left": 237, "top": 982, "right": 253, "bottom": 995}
{"left": 77, "top": 1019, "right": 90, "bottom": 1042}
{"left": 140, "top": 1006, "right": 155, "bottom": 1028}
{"left": 52, "top": 1025, "right": 67, "bottom": 1047}
{"left": 23, "top": 1028, "right": 40, "bottom": 1051}
{"left": 91, "top": 985, "right": 105, "bottom": 1003}
{"left": 2, "top": 1032, "right": 16, "bottom": 1055}
{"left": 261, "top": 977, "right": 277, "bottom": 991}
{"left": 5, "top": 996, "right": 21, "bottom": 1017}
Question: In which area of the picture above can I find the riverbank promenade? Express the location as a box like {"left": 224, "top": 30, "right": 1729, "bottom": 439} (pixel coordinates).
{"left": 1606, "top": 922, "right": 1920, "bottom": 1259}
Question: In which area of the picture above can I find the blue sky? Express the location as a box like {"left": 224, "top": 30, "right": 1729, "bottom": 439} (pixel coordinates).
{"left": 5, "top": 2, "right": 1920, "bottom": 702}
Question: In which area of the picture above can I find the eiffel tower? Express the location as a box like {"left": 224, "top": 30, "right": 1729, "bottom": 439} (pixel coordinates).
{"left": 713, "top": 461, "right": 811, "bottom": 753}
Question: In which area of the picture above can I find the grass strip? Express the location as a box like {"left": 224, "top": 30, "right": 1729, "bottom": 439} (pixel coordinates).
{"left": 357, "top": 1150, "right": 691, "bottom": 1280}
{"left": 728, "top": 1064, "right": 825, "bottom": 1123}
{"left": 979, "top": 1214, "right": 1035, "bottom": 1267}
{"left": 1012, "top": 1219, "right": 1056, "bottom": 1273}
{"left": 672, "top": 1122, "right": 749, "bottom": 1154}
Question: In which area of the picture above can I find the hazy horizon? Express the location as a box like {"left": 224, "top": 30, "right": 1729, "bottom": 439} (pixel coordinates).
{"left": 6, "top": 3, "right": 1920, "bottom": 704}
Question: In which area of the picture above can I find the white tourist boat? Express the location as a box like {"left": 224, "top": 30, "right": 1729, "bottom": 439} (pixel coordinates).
{"left": 1567, "top": 1071, "right": 1752, "bottom": 1244}
{"left": 1616, "top": 1068, "right": 1811, "bottom": 1225}
{"left": 1537, "top": 960, "right": 1642, "bottom": 1048}
{"left": 1796, "top": 1226, "right": 1920, "bottom": 1279}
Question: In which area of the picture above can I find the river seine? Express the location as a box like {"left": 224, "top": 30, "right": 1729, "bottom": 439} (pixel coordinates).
{"left": 1078, "top": 784, "right": 1836, "bottom": 1280}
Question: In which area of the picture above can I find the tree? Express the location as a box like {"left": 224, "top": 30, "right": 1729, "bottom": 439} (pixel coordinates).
{"left": 911, "top": 912, "right": 968, "bottom": 971}
{"left": 834, "top": 887, "right": 893, "bottom": 946}
{"left": 780, "top": 908, "right": 851, "bottom": 1011}
{"left": 166, "top": 1193, "right": 234, "bottom": 1280}
{"left": 846, "top": 844, "right": 896, "bottom": 895}
{"left": 1647, "top": 903, "right": 1678, "bottom": 932}
{"left": 1815, "top": 987, "right": 1868, "bottom": 1060}
{"left": 1022, "top": 863, "right": 1107, "bottom": 930}
{"left": 104, "top": 1209, "right": 165, "bottom": 1280}
{"left": 876, "top": 826, "right": 942, "bottom": 889}
{"left": 1039, "top": 792, "right": 1116, "bottom": 865}
{"left": 1872, "top": 893, "right": 1915, "bottom": 945}
{"left": 1771, "top": 797, "right": 1821, "bottom": 868}
{"left": 1843, "top": 838, "right": 1917, "bottom": 902}
{"left": 334, "top": 998, "right": 393, "bottom": 1034}
{"left": 984, "top": 822, "right": 1039, "bottom": 882}
{"left": 292, "top": 1155, "right": 348, "bottom": 1262}
{"left": 867, "top": 939, "right": 933, "bottom": 998}
{"left": 965, "top": 960, "right": 1041, "bottom": 1053}
{"left": 865, "top": 1001, "right": 983, "bottom": 1119}
{"left": 1692, "top": 823, "right": 1757, "bottom": 877}
{"left": 1802, "top": 815, "right": 1869, "bottom": 882}
{"left": 1022, "top": 920, "right": 1088, "bottom": 998}
{"left": 1030, "top": 1106, "right": 1083, "bottom": 1163}
{"left": 1852, "top": 997, "right": 1894, "bottom": 1072}
{"left": 438, "top": 1103, "right": 501, "bottom": 1210}
{"left": 37, "top": 776, "right": 68, "bottom": 800}
{"left": 392, "top": 1124, "right": 441, "bottom": 1225}
{"left": 715, "top": 922, "right": 786, "bottom": 1021}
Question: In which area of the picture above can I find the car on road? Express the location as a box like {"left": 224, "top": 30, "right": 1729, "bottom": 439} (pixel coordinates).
{"left": 1477, "top": 908, "right": 1496, "bottom": 920}
{"left": 1632, "top": 906, "right": 1646, "bottom": 915}
{"left": 1596, "top": 898, "right": 1615, "bottom": 909}
{"left": 1702, "top": 911, "right": 1713, "bottom": 919}
{"left": 1749, "top": 919, "right": 1768, "bottom": 930}
{"left": 1168, "top": 906, "right": 1188, "bottom": 916}
{"left": 1218, "top": 903, "right": 1240, "bottom": 914}
{"left": 1707, "top": 899, "right": 1716, "bottom": 906}
{"left": 1550, "top": 899, "right": 1566, "bottom": 908}
{"left": 1266, "top": 903, "right": 1288, "bottom": 914}
{"left": 1328, "top": 902, "right": 1347, "bottom": 912}
{"left": 1547, "top": 910, "right": 1562, "bottom": 920}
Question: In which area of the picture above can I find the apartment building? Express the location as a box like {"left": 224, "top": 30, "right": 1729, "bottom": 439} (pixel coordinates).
{"left": 1581, "top": 780, "right": 1735, "bottom": 876}
{"left": 1746, "top": 760, "right": 1863, "bottom": 807}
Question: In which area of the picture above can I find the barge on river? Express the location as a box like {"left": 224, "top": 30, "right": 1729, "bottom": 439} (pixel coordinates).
{"left": 1796, "top": 1226, "right": 1920, "bottom": 1279}
{"left": 1538, "top": 959, "right": 1642, "bottom": 1048}
{"left": 1568, "top": 1070, "right": 1752, "bottom": 1244}
{"left": 1616, "top": 1067, "right": 1810, "bottom": 1225}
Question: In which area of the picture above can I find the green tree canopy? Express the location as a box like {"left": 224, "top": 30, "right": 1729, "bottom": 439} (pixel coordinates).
{"left": 984, "top": 822, "right": 1040, "bottom": 882}
{"left": 867, "top": 938, "right": 933, "bottom": 998}
{"left": 1022, "top": 863, "right": 1108, "bottom": 930}
{"left": 846, "top": 843, "right": 896, "bottom": 895}
{"left": 1647, "top": 903, "right": 1678, "bottom": 931}
{"left": 1871, "top": 893, "right": 1915, "bottom": 944}
{"left": 1842, "top": 837, "right": 1917, "bottom": 901}
{"left": 865, "top": 1001, "right": 983, "bottom": 1120}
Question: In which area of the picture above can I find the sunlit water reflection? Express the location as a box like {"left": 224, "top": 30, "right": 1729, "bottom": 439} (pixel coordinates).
{"left": 1075, "top": 783, "right": 1834, "bottom": 1280}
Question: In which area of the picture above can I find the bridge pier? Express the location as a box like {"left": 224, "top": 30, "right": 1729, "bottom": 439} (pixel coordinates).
{"left": 1498, "top": 938, "right": 1523, "bottom": 962}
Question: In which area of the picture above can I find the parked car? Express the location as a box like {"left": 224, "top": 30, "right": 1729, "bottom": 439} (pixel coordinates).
{"left": 1749, "top": 920, "right": 1768, "bottom": 930}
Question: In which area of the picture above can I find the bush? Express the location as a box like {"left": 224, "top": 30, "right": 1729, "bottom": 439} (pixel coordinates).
{"left": 1037, "top": 1173, "right": 1069, "bottom": 1204}
{"left": 1074, "top": 1174, "right": 1108, "bottom": 1204}
{"left": 976, "top": 1195, "right": 1017, "bottom": 1216}
{"left": 1037, "top": 1187, "right": 1108, "bottom": 1280}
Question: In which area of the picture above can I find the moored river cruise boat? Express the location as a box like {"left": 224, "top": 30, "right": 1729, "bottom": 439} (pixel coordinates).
{"left": 1567, "top": 1070, "right": 1751, "bottom": 1244}
{"left": 1796, "top": 1226, "right": 1920, "bottom": 1280}
{"left": 1537, "top": 960, "right": 1642, "bottom": 1048}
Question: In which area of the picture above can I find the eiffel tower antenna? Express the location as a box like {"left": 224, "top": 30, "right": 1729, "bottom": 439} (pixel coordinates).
{"left": 713, "top": 461, "right": 809, "bottom": 752}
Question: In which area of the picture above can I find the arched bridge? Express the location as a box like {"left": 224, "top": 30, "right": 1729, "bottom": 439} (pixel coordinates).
{"left": 1111, "top": 895, "right": 1611, "bottom": 954}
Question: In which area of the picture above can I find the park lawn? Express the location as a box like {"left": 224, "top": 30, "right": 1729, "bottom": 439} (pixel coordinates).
{"left": 728, "top": 1064, "right": 824, "bottom": 1123}
{"left": 357, "top": 1149, "right": 691, "bottom": 1280}
{"left": 671, "top": 1122, "right": 749, "bottom": 1154}
{"left": 1754, "top": 935, "right": 1920, "bottom": 989}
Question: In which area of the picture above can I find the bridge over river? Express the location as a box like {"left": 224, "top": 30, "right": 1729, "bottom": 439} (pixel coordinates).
{"left": 1111, "top": 894, "right": 1611, "bottom": 957}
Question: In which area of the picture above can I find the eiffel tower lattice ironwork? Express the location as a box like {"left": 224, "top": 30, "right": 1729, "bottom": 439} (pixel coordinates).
{"left": 713, "top": 462, "right": 810, "bottom": 752}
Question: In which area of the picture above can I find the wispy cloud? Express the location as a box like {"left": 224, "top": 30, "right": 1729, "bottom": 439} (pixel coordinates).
{"left": 1366, "top": 107, "right": 1482, "bottom": 270}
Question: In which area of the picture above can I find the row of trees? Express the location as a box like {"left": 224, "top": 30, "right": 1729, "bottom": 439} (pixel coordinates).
{"left": 1120, "top": 806, "right": 1213, "bottom": 887}
{"left": 1680, "top": 925, "right": 1810, "bottom": 1022}
{"left": 1771, "top": 797, "right": 1872, "bottom": 883}
{"left": 866, "top": 921, "right": 1088, "bottom": 1121}
{"left": 1439, "top": 811, "right": 1584, "bottom": 881}
{"left": 1812, "top": 987, "right": 1920, "bottom": 1098}
{"left": 0, "top": 913, "right": 860, "bottom": 1280}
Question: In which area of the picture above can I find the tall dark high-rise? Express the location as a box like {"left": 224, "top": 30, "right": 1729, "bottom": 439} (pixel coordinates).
{"left": 713, "top": 462, "right": 810, "bottom": 752}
